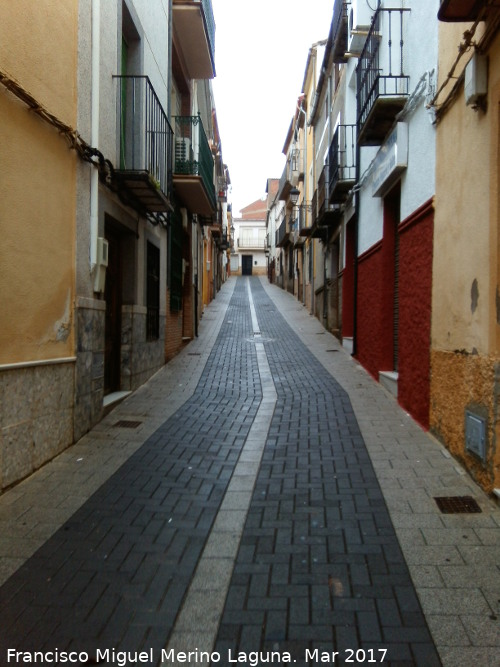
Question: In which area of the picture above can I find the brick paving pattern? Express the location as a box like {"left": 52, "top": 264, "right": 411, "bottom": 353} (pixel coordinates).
{"left": 0, "top": 277, "right": 446, "bottom": 666}
{"left": 213, "top": 279, "right": 441, "bottom": 666}
{"left": 0, "top": 280, "right": 261, "bottom": 663}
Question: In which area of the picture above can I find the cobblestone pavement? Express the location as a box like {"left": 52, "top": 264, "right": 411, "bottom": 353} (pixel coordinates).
{"left": 0, "top": 277, "right": 499, "bottom": 667}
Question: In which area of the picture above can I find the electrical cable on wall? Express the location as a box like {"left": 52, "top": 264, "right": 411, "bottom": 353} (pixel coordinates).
{"left": 0, "top": 68, "right": 114, "bottom": 180}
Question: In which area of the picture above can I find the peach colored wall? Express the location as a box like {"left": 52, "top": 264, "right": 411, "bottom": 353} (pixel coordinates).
{"left": 0, "top": 0, "right": 78, "bottom": 364}
{"left": 431, "top": 21, "right": 500, "bottom": 493}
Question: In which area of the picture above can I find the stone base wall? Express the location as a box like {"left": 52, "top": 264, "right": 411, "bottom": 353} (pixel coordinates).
{"left": 74, "top": 298, "right": 105, "bottom": 441}
{"left": 0, "top": 360, "right": 74, "bottom": 490}
{"left": 430, "top": 349, "right": 500, "bottom": 494}
{"left": 122, "top": 305, "right": 166, "bottom": 391}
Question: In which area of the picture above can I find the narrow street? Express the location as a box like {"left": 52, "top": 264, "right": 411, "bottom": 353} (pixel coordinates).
{"left": 0, "top": 277, "right": 498, "bottom": 667}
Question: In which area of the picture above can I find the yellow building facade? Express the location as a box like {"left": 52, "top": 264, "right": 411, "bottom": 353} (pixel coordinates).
{"left": 432, "top": 5, "right": 500, "bottom": 493}
{"left": 0, "top": 1, "right": 78, "bottom": 488}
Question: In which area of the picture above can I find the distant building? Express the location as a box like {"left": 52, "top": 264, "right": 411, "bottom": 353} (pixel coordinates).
{"left": 231, "top": 199, "right": 268, "bottom": 276}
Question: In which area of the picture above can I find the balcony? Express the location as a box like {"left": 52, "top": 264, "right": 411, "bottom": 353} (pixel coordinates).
{"left": 172, "top": 0, "right": 216, "bottom": 79}
{"left": 114, "top": 76, "right": 173, "bottom": 222}
{"left": 298, "top": 203, "right": 312, "bottom": 236}
{"left": 278, "top": 150, "right": 302, "bottom": 201}
{"left": 357, "top": 7, "right": 410, "bottom": 146}
{"left": 172, "top": 115, "right": 217, "bottom": 218}
{"left": 276, "top": 219, "right": 291, "bottom": 248}
{"left": 329, "top": 124, "right": 356, "bottom": 203}
{"left": 310, "top": 166, "right": 341, "bottom": 238}
{"left": 237, "top": 238, "right": 266, "bottom": 250}
{"left": 438, "top": 0, "right": 484, "bottom": 21}
{"left": 278, "top": 162, "right": 292, "bottom": 201}
{"left": 332, "top": 1, "right": 350, "bottom": 63}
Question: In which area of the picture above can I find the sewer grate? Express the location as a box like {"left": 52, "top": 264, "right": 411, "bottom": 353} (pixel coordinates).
{"left": 113, "top": 420, "right": 142, "bottom": 429}
{"left": 188, "top": 352, "right": 201, "bottom": 356}
{"left": 434, "top": 496, "right": 482, "bottom": 514}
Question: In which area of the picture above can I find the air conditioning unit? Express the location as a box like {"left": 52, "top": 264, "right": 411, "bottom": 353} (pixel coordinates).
{"left": 347, "top": 0, "right": 373, "bottom": 55}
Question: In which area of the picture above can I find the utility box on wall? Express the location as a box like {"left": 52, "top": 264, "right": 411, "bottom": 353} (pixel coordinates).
{"left": 465, "top": 410, "right": 486, "bottom": 461}
{"left": 465, "top": 53, "right": 487, "bottom": 107}
{"left": 93, "top": 237, "right": 109, "bottom": 293}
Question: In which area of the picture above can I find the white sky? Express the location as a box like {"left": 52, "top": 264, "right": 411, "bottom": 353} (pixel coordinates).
{"left": 211, "top": 0, "right": 333, "bottom": 215}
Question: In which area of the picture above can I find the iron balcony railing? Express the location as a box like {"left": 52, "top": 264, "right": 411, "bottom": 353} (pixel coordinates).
{"left": 201, "top": 0, "right": 216, "bottom": 64}
{"left": 318, "top": 164, "right": 329, "bottom": 220}
{"left": 278, "top": 149, "right": 302, "bottom": 200}
{"left": 329, "top": 124, "right": 356, "bottom": 202}
{"left": 114, "top": 75, "right": 174, "bottom": 204}
{"left": 173, "top": 114, "right": 216, "bottom": 210}
{"left": 298, "top": 202, "right": 312, "bottom": 234}
{"left": 276, "top": 219, "right": 288, "bottom": 247}
{"left": 357, "top": 6, "right": 410, "bottom": 138}
{"left": 311, "top": 189, "right": 319, "bottom": 227}
{"left": 278, "top": 162, "right": 289, "bottom": 201}
{"left": 288, "top": 213, "right": 298, "bottom": 245}
{"left": 332, "top": 0, "right": 351, "bottom": 63}
{"left": 237, "top": 238, "right": 266, "bottom": 249}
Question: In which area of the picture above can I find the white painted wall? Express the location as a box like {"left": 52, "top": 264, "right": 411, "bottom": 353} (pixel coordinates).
{"left": 357, "top": 0, "right": 438, "bottom": 256}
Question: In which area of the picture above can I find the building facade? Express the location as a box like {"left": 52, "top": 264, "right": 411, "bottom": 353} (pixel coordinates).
{"left": 232, "top": 199, "right": 268, "bottom": 276}
{"left": 0, "top": 0, "right": 228, "bottom": 491}
{"left": 431, "top": 0, "right": 500, "bottom": 493}
{"left": 0, "top": 0, "right": 79, "bottom": 489}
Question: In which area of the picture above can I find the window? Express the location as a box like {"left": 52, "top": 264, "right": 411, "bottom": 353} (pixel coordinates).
{"left": 146, "top": 242, "right": 160, "bottom": 340}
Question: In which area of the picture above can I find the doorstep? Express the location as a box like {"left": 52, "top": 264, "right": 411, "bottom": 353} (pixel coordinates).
{"left": 103, "top": 391, "right": 132, "bottom": 415}
{"left": 379, "top": 370, "right": 398, "bottom": 398}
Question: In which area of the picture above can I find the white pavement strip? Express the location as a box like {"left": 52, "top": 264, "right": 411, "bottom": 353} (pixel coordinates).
{"left": 163, "top": 279, "right": 277, "bottom": 664}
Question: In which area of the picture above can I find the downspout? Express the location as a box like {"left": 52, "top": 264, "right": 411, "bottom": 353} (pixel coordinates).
{"left": 323, "top": 71, "right": 333, "bottom": 326}
{"left": 90, "top": 0, "right": 100, "bottom": 276}
{"left": 297, "top": 96, "right": 308, "bottom": 306}
{"left": 352, "top": 107, "right": 360, "bottom": 359}
{"left": 167, "top": 0, "right": 173, "bottom": 120}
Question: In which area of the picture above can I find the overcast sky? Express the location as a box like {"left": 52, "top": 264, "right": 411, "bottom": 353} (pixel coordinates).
{"left": 211, "top": 0, "right": 333, "bottom": 215}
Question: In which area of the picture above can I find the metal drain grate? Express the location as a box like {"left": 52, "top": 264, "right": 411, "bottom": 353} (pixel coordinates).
{"left": 113, "top": 420, "right": 142, "bottom": 429}
{"left": 188, "top": 352, "right": 201, "bottom": 356}
{"left": 434, "top": 496, "right": 482, "bottom": 514}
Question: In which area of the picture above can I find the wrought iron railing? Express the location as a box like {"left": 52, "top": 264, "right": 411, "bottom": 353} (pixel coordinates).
{"left": 298, "top": 202, "right": 312, "bottom": 233}
{"left": 201, "top": 0, "right": 216, "bottom": 64}
{"left": 173, "top": 114, "right": 216, "bottom": 210}
{"left": 317, "top": 165, "right": 329, "bottom": 219}
{"left": 237, "top": 238, "right": 266, "bottom": 249}
{"left": 329, "top": 124, "right": 356, "bottom": 200}
{"left": 311, "top": 189, "right": 318, "bottom": 226}
{"left": 332, "top": 0, "right": 350, "bottom": 63}
{"left": 276, "top": 219, "right": 288, "bottom": 246}
{"left": 357, "top": 7, "right": 410, "bottom": 134}
{"left": 114, "top": 75, "right": 173, "bottom": 200}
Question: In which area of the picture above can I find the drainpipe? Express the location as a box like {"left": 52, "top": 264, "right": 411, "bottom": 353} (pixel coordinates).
{"left": 352, "top": 117, "right": 360, "bottom": 359}
{"left": 300, "top": 99, "right": 307, "bottom": 306}
{"left": 167, "top": 0, "right": 173, "bottom": 120}
{"left": 90, "top": 0, "right": 100, "bottom": 276}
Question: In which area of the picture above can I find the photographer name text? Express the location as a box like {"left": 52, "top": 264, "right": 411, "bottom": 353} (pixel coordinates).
{"left": 7, "top": 647, "right": 388, "bottom": 665}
